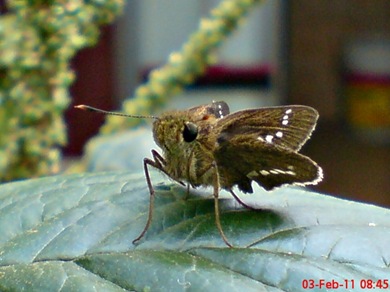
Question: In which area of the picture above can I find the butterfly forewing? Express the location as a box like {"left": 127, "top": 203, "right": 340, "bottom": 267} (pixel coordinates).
{"left": 187, "top": 101, "right": 230, "bottom": 120}
{"left": 215, "top": 105, "right": 319, "bottom": 152}
{"left": 214, "top": 105, "right": 322, "bottom": 192}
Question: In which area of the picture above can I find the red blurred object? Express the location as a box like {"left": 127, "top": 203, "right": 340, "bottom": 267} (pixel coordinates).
{"left": 64, "top": 26, "right": 115, "bottom": 156}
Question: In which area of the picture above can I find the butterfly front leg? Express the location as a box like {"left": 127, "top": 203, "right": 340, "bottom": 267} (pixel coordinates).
{"left": 132, "top": 153, "right": 162, "bottom": 244}
{"left": 133, "top": 149, "right": 186, "bottom": 245}
{"left": 211, "top": 162, "right": 233, "bottom": 248}
{"left": 152, "top": 149, "right": 186, "bottom": 187}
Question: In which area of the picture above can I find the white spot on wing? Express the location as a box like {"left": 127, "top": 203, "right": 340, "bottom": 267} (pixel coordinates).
{"left": 285, "top": 170, "right": 296, "bottom": 176}
{"left": 247, "top": 170, "right": 259, "bottom": 178}
{"left": 255, "top": 168, "right": 297, "bottom": 177}
{"left": 267, "top": 169, "right": 297, "bottom": 176}
{"left": 260, "top": 170, "right": 270, "bottom": 176}
{"left": 276, "top": 131, "right": 283, "bottom": 138}
{"left": 282, "top": 110, "right": 292, "bottom": 126}
{"left": 265, "top": 135, "right": 274, "bottom": 143}
{"left": 257, "top": 136, "right": 264, "bottom": 142}
{"left": 217, "top": 104, "right": 224, "bottom": 117}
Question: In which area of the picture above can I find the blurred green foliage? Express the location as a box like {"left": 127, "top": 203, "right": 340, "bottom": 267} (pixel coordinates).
{"left": 0, "top": 0, "right": 124, "bottom": 181}
{"left": 0, "top": 0, "right": 263, "bottom": 181}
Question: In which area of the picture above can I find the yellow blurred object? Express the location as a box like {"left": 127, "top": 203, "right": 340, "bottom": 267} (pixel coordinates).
{"left": 344, "top": 37, "right": 390, "bottom": 144}
{"left": 346, "top": 82, "right": 390, "bottom": 128}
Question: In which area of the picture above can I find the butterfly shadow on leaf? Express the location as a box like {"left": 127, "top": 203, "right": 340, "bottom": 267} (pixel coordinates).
{"left": 134, "top": 185, "right": 295, "bottom": 250}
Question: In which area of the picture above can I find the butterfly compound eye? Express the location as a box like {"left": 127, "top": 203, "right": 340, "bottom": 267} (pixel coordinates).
{"left": 183, "top": 122, "right": 198, "bottom": 142}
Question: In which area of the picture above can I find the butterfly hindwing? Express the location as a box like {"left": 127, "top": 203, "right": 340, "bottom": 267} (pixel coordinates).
{"left": 215, "top": 136, "right": 323, "bottom": 192}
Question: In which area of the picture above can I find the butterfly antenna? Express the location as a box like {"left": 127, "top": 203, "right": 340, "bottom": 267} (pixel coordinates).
{"left": 74, "top": 105, "right": 158, "bottom": 120}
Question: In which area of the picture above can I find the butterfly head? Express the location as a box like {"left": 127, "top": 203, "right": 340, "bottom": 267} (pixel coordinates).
{"left": 152, "top": 111, "right": 200, "bottom": 154}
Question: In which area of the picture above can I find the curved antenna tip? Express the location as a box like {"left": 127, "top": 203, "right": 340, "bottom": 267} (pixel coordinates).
{"left": 74, "top": 104, "right": 158, "bottom": 119}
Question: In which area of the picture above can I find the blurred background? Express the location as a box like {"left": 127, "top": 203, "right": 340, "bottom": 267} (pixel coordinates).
{"left": 68, "top": 1, "right": 390, "bottom": 207}
{"left": 2, "top": 1, "right": 389, "bottom": 207}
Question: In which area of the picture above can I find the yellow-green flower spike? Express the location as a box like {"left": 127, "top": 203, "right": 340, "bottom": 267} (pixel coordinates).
{"left": 0, "top": 0, "right": 124, "bottom": 181}
{"left": 101, "top": 0, "right": 264, "bottom": 134}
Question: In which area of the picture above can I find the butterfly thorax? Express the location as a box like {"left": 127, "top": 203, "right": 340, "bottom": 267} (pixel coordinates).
{"left": 152, "top": 111, "right": 218, "bottom": 187}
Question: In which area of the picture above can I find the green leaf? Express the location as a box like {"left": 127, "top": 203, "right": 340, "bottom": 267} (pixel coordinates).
{"left": 0, "top": 171, "right": 389, "bottom": 291}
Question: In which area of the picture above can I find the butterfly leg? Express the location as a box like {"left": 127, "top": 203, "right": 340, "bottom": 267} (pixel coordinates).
{"left": 183, "top": 184, "right": 191, "bottom": 201}
{"left": 151, "top": 150, "right": 167, "bottom": 174}
{"left": 229, "top": 189, "right": 257, "bottom": 210}
{"left": 132, "top": 152, "right": 166, "bottom": 245}
{"left": 183, "top": 148, "right": 196, "bottom": 200}
{"left": 152, "top": 149, "right": 186, "bottom": 187}
{"left": 212, "top": 162, "right": 233, "bottom": 248}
